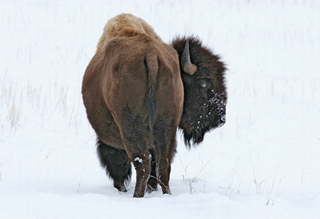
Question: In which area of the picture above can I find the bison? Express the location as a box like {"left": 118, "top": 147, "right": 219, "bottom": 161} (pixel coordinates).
{"left": 82, "top": 13, "right": 183, "bottom": 197}
{"left": 82, "top": 13, "right": 227, "bottom": 198}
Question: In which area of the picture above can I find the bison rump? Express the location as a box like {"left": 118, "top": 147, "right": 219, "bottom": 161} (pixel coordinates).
{"left": 82, "top": 33, "right": 183, "bottom": 197}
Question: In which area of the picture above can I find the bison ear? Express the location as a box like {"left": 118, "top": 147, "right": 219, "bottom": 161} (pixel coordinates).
{"left": 181, "top": 40, "right": 197, "bottom": 75}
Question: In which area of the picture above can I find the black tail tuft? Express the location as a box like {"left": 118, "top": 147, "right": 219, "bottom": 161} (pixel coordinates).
{"left": 145, "top": 52, "right": 158, "bottom": 132}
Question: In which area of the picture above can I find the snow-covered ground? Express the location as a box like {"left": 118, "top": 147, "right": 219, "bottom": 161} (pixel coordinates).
{"left": 1, "top": 0, "right": 320, "bottom": 218}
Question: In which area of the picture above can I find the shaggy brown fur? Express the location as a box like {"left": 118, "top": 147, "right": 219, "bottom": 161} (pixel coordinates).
{"left": 171, "top": 36, "right": 227, "bottom": 146}
{"left": 96, "top": 13, "right": 164, "bottom": 51}
{"left": 82, "top": 14, "right": 183, "bottom": 198}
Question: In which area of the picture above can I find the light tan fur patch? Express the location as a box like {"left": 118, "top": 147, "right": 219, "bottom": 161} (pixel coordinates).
{"left": 96, "top": 13, "right": 163, "bottom": 51}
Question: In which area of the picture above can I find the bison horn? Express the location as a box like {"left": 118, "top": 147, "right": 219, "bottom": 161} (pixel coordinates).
{"left": 181, "top": 40, "right": 197, "bottom": 75}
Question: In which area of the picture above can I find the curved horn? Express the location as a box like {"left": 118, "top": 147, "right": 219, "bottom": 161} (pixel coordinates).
{"left": 181, "top": 40, "right": 197, "bottom": 75}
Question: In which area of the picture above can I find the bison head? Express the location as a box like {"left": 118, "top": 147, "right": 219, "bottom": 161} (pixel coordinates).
{"left": 171, "top": 36, "right": 227, "bottom": 147}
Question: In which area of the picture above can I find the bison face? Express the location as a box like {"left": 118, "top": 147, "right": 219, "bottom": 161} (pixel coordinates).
{"left": 171, "top": 37, "right": 227, "bottom": 147}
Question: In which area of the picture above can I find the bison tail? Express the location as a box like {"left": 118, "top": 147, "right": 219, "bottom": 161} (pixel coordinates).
{"left": 145, "top": 88, "right": 157, "bottom": 132}
{"left": 145, "top": 52, "right": 158, "bottom": 132}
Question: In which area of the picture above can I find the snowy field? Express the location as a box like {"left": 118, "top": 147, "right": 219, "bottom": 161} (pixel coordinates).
{"left": 1, "top": 0, "right": 320, "bottom": 218}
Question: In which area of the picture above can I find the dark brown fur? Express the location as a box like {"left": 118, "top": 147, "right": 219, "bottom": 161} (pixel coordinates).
{"left": 82, "top": 16, "right": 183, "bottom": 197}
{"left": 172, "top": 36, "right": 227, "bottom": 146}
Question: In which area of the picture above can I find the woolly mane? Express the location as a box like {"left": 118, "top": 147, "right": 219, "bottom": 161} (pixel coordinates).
{"left": 171, "top": 36, "right": 227, "bottom": 146}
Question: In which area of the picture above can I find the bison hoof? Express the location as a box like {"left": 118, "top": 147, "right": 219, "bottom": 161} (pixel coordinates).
{"left": 146, "top": 184, "right": 158, "bottom": 193}
{"left": 146, "top": 177, "right": 158, "bottom": 193}
{"left": 114, "top": 183, "right": 127, "bottom": 192}
{"left": 161, "top": 186, "right": 172, "bottom": 195}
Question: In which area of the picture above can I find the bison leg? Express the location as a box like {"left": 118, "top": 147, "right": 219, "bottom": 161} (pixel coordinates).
{"left": 118, "top": 113, "right": 152, "bottom": 198}
{"left": 148, "top": 151, "right": 173, "bottom": 195}
{"left": 152, "top": 118, "right": 178, "bottom": 195}
{"left": 157, "top": 156, "right": 172, "bottom": 195}
{"left": 146, "top": 148, "right": 158, "bottom": 193}
{"left": 97, "top": 140, "right": 132, "bottom": 192}
{"left": 131, "top": 151, "right": 151, "bottom": 198}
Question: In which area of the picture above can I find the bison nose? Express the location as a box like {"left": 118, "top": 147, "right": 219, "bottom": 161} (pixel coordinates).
{"left": 219, "top": 114, "right": 226, "bottom": 127}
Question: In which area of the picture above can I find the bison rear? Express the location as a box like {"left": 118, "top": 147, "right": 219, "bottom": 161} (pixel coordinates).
{"left": 82, "top": 30, "right": 183, "bottom": 197}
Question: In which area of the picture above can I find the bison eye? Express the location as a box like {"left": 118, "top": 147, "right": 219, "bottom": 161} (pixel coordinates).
{"left": 198, "top": 80, "right": 212, "bottom": 92}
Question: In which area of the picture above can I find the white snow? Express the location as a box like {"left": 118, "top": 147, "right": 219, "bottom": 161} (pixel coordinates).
{"left": 134, "top": 157, "right": 143, "bottom": 163}
{"left": 1, "top": 0, "right": 320, "bottom": 218}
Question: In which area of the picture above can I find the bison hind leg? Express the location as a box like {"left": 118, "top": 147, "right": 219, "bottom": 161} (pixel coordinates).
{"left": 146, "top": 148, "right": 158, "bottom": 193}
{"left": 97, "top": 140, "right": 132, "bottom": 192}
